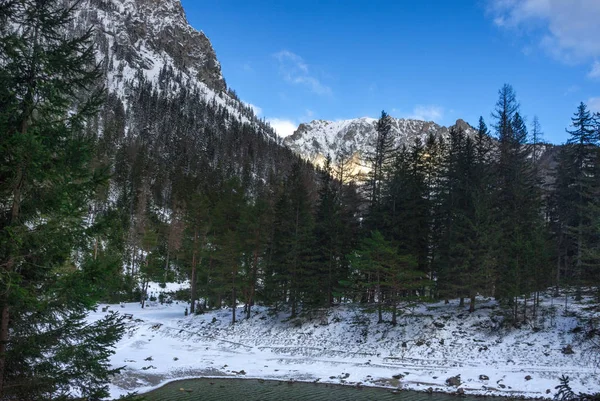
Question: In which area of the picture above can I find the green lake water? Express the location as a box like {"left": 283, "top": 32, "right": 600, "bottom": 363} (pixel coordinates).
{"left": 142, "top": 378, "right": 506, "bottom": 401}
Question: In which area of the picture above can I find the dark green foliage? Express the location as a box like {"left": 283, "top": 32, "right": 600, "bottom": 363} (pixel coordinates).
{"left": 349, "top": 231, "right": 422, "bottom": 324}
{"left": 491, "top": 86, "right": 548, "bottom": 319}
{"left": 436, "top": 125, "right": 495, "bottom": 310}
{"left": 4, "top": 4, "right": 600, "bottom": 394}
{"left": 266, "top": 162, "right": 315, "bottom": 317}
{"left": 555, "top": 375, "right": 600, "bottom": 401}
{"left": 552, "top": 103, "right": 600, "bottom": 291}
{"left": 0, "top": 0, "right": 125, "bottom": 398}
{"left": 365, "top": 111, "right": 396, "bottom": 230}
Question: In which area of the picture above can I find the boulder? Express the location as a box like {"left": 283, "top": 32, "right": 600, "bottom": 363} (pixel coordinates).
{"left": 446, "top": 375, "right": 461, "bottom": 387}
{"left": 562, "top": 345, "right": 575, "bottom": 355}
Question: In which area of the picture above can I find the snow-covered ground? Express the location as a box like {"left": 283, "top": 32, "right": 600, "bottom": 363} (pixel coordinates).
{"left": 89, "top": 288, "right": 600, "bottom": 399}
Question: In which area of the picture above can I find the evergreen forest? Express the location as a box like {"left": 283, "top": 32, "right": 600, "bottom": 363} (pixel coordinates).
{"left": 1, "top": 1, "right": 600, "bottom": 399}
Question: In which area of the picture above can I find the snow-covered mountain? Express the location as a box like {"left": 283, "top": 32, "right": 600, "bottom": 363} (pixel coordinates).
{"left": 284, "top": 117, "right": 476, "bottom": 170}
{"left": 68, "top": 0, "right": 273, "bottom": 137}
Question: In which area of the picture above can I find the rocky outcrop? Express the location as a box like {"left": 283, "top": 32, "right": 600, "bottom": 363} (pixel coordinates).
{"left": 69, "top": 0, "right": 226, "bottom": 93}
{"left": 284, "top": 117, "right": 477, "bottom": 169}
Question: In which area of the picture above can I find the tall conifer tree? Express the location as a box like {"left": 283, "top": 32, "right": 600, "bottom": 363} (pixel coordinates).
{"left": 0, "top": 1, "right": 125, "bottom": 398}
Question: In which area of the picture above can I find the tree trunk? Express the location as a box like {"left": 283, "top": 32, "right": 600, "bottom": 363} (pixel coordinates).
{"left": 232, "top": 285, "right": 236, "bottom": 325}
{"left": 246, "top": 247, "right": 259, "bottom": 320}
{"left": 0, "top": 306, "right": 9, "bottom": 395}
{"left": 555, "top": 249, "right": 561, "bottom": 297}
{"left": 377, "top": 272, "right": 383, "bottom": 324}
{"left": 0, "top": 154, "right": 27, "bottom": 394}
{"left": 469, "top": 294, "right": 475, "bottom": 313}
{"left": 190, "top": 229, "right": 198, "bottom": 314}
{"left": 163, "top": 248, "right": 170, "bottom": 282}
{"left": 140, "top": 277, "right": 149, "bottom": 309}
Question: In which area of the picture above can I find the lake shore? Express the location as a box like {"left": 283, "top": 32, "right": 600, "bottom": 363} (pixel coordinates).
{"left": 91, "top": 286, "right": 599, "bottom": 399}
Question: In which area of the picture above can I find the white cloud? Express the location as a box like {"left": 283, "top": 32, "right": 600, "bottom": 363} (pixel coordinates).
{"left": 274, "top": 50, "right": 332, "bottom": 96}
{"left": 409, "top": 105, "right": 444, "bottom": 122}
{"left": 268, "top": 118, "right": 298, "bottom": 138}
{"left": 588, "top": 97, "right": 600, "bottom": 113}
{"left": 488, "top": 0, "right": 600, "bottom": 70}
{"left": 589, "top": 61, "right": 600, "bottom": 79}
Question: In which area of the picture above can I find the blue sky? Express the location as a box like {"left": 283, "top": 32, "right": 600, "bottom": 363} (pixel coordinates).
{"left": 180, "top": 0, "right": 600, "bottom": 143}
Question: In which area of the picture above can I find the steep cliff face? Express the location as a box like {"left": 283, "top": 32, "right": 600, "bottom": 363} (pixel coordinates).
{"left": 53, "top": 0, "right": 298, "bottom": 213}
{"left": 71, "top": 0, "right": 225, "bottom": 92}
{"left": 63, "top": 0, "right": 279, "bottom": 139}
{"left": 284, "top": 116, "right": 476, "bottom": 167}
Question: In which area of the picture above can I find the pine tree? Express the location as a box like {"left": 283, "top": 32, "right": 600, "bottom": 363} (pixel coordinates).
{"left": 554, "top": 103, "right": 600, "bottom": 294}
{"left": 349, "top": 231, "right": 421, "bottom": 324}
{"left": 312, "top": 156, "right": 342, "bottom": 307}
{"left": 492, "top": 86, "right": 546, "bottom": 321}
{"left": 365, "top": 111, "right": 396, "bottom": 230}
{"left": 267, "top": 162, "right": 314, "bottom": 317}
{"left": 0, "top": 1, "right": 125, "bottom": 398}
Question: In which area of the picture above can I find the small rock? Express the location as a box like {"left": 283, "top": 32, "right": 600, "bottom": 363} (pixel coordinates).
{"left": 562, "top": 345, "right": 575, "bottom": 355}
{"left": 416, "top": 339, "right": 425, "bottom": 346}
{"left": 479, "top": 375, "right": 489, "bottom": 381}
{"left": 446, "top": 375, "right": 461, "bottom": 387}
{"left": 546, "top": 389, "right": 551, "bottom": 394}
{"left": 499, "top": 384, "right": 506, "bottom": 389}
{"left": 434, "top": 322, "right": 445, "bottom": 328}
{"left": 392, "top": 374, "right": 404, "bottom": 379}
{"left": 439, "top": 339, "right": 445, "bottom": 345}
{"left": 401, "top": 342, "right": 407, "bottom": 348}
{"left": 456, "top": 388, "right": 465, "bottom": 395}
{"left": 525, "top": 375, "right": 532, "bottom": 381}
{"left": 426, "top": 387, "right": 433, "bottom": 394}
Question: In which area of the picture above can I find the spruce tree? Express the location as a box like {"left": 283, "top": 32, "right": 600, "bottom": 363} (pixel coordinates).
{"left": 554, "top": 103, "right": 600, "bottom": 293}
{"left": 0, "top": 0, "right": 125, "bottom": 398}
{"left": 492, "top": 86, "right": 545, "bottom": 320}
{"left": 312, "top": 156, "right": 342, "bottom": 307}
{"left": 365, "top": 111, "right": 395, "bottom": 230}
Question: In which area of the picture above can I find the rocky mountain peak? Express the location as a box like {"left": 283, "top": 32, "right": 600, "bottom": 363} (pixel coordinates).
{"left": 284, "top": 116, "right": 478, "bottom": 169}
{"left": 74, "top": 0, "right": 226, "bottom": 93}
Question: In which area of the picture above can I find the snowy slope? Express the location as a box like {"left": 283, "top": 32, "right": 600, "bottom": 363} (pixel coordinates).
{"left": 284, "top": 117, "right": 475, "bottom": 169}
{"left": 68, "top": 0, "right": 275, "bottom": 138}
{"left": 89, "top": 289, "right": 600, "bottom": 399}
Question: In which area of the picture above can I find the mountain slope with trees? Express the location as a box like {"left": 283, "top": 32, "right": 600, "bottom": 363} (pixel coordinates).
{"left": 1, "top": 0, "right": 599, "bottom": 399}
